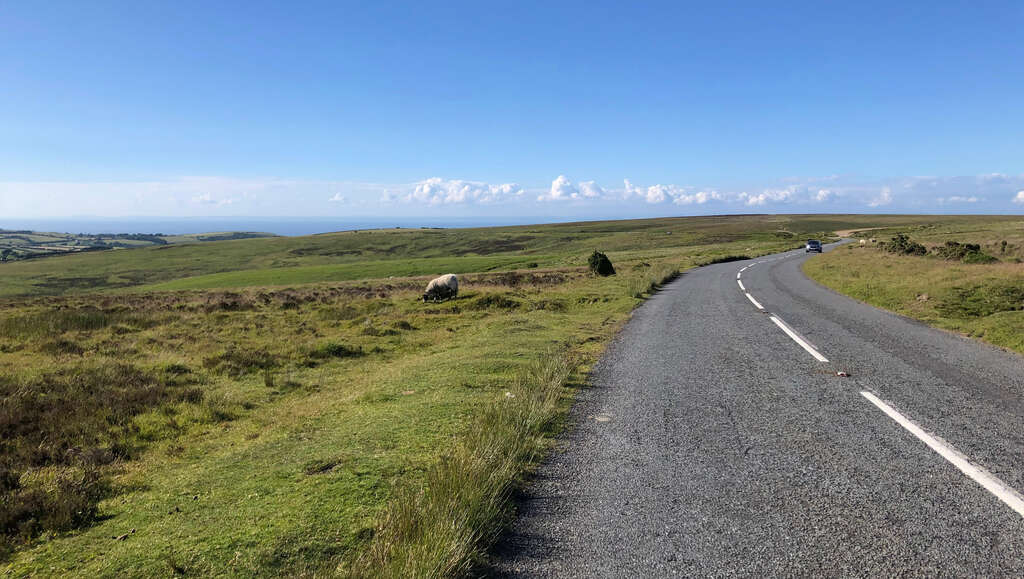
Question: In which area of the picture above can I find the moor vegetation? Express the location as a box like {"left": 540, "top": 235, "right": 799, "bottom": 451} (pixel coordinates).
{"left": 2, "top": 214, "right": 1017, "bottom": 575}
{"left": 804, "top": 218, "right": 1024, "bottom": 355}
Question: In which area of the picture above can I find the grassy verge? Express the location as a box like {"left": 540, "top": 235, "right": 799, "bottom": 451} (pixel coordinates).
{"left": 345, "top": 352, "right": 579, "bottom": 576}
{"left": 804, "top": 243, "right": 1024, "bottom": 354}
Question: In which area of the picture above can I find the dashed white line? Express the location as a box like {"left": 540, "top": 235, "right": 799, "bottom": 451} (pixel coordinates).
{"left": 737, "top": 280, "right": 746, "bottom": 291}
{"left": 745, "top": 292, "right": 764, "bottom": 310}
{"left": 769, "top": 315, "right": 829, "bottom": 362}
{"left": 736, "top": 272, "right": 742, "bottom": 279}
{"left": 861, "top": 391, "right": 1024, "bottom": 519}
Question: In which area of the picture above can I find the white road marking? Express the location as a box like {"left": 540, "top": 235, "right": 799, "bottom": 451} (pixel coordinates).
{"left": 769, "top": 315, "right": 829, "bottom": 362}
{"left": 736, "top": 272, "right": 742, "bottom": 279}
{"left": 737, "top": 280, "right": 746, "bottom": 291}
{"left": 745, "top": 292, "right": 764, "bottom": 310}
{"left": 860, "top": 391, "right": 1024, "bottom": 519}
{"left": 739, "top": 266, "right": 748, "bottom": 272}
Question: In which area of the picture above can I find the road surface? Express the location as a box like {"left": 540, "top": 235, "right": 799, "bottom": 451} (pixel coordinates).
{"left": 494, "top": 243, "right": 1024, "bottom": 576}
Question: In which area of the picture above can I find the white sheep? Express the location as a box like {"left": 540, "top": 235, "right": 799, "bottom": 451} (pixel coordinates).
{"left": 423, "top": 274, "right": 459, "bottom": 302}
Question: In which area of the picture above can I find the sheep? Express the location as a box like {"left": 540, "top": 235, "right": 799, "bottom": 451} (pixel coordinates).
{"left": 423, "top": 274, "right": 459, "bottom": 302}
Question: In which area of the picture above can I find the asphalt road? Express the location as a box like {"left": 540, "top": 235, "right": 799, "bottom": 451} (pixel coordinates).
{"left": 494, "top": 242, "right": 1024, "bottom": 577}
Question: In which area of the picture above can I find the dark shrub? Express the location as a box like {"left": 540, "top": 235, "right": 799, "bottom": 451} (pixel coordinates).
{"left": 309, "top": 342, "right": 364, "bottom": 360}
{"left": 588, "top": 251, "right": 615, "bottom": 276}
{"left": 882, "top": 234, "right": 927, "bottom": 256}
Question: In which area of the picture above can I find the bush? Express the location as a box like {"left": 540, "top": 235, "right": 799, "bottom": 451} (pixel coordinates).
{"left": 882, "top": 234, "right": 927, "bottom": 256}
{"left": 309, "top": 342, "right": 364, "bottom": 360}
{"left": 932, "top": 240, "right": 996, "bottom": 263}
{"left": 587, "top": 251, "right": 615, "bottom": 276}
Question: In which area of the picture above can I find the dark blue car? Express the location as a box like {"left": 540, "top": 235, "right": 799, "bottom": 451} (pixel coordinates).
{"left": 805, "top": 239, "right": 822, "bottom": 253}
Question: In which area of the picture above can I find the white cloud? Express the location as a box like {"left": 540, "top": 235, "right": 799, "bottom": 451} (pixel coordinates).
{"left": 868, "top": 187, "right": 893, "bottom": 207}
{"left": 3, "top": 173, "right": 1024, "bottom": 219}
{"left": 406, "top": 177, "right": 522, "bottom": 205}
{"left": 539, "top": 175, "right": 579, "bottom": 201}
{"left": 578, "top": 180, "right": 604, "bottom": 198}
{"left": 938, "top": 195, "right": 979, "bottom": 204}
{"left": 191, "top": 192, "right": 235, "bottom": 206}
{"left": 621, "top": 180, "right": 722, "bottom": 205}
{"left": 740, "top": 189, "right": 795, "bottom": 206}
{"left": 674, "top": 190, "right": 722, "bottom": 205}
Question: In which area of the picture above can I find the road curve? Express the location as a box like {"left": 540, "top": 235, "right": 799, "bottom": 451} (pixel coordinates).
{"left": 493, "top": 243, "right": 1024, "bottom": 576}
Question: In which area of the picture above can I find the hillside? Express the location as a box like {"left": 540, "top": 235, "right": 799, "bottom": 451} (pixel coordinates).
{"left": 2, "top": 213, "right": 1020, "bottom": 575}
{"left": 0, "top": 229, "right": 276, "bottom": 264}
{"left": 0, "top": 214, "right": 997, "bottom": 298}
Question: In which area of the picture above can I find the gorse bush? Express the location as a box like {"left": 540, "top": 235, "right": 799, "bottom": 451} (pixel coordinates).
{"left": 587, "top": 251, "right": 615, "bottom": 276}
{"left": 932, "top": 241, "right": 997, "bottom": 263}
{"left": 882, "top": 233, "right": 927, "bottom": 256}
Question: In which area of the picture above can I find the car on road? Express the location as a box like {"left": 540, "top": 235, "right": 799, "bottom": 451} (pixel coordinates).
{"left": 806, "top": 239, "right": 822, "bottom": 253}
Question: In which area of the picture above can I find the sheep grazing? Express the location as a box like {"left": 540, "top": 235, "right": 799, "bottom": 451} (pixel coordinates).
{"left": 423, "top": 274, "right": 459, "bottom": 302}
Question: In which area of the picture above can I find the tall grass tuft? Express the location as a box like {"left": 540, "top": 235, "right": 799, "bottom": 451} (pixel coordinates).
{"left": 627, "top": 262, "right": 680, "bottom": 298}
{"left": 345, "top": 353, "right": 576, "bottom": 577}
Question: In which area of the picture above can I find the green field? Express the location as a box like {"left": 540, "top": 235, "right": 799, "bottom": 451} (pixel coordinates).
{"left": 0, "top": 229, "right": 275, "bottom": 264}
{"left": 2, "top": 213, "right": 1019, "bottom": 576}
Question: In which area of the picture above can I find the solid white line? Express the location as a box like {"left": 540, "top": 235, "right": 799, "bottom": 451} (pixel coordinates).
{"left": 860, "top": 391, "right": 1024, "bottom": 519}
{"left": 737, "top": 280, "right": 746, "bottom": 291}
{"left": 745, "top": 292, "right": 764, "bottom": 310}
{"left": 769, "top": 315, "right": 829, "bottom": 362}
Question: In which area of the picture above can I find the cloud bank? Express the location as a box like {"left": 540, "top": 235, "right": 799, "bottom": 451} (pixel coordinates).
{"left": 2, "top": 174, "right": 1022, "bottom": 218}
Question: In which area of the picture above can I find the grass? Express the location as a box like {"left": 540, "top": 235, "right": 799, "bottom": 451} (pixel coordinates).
{"left": 0, "top": 214, "right": 978, "bottom": 297}
{"left": 804, "top": 227, "right": 1024, "bottom": 355}
{"left": 5, "top": 214, "right": 1015, "bottom": 575}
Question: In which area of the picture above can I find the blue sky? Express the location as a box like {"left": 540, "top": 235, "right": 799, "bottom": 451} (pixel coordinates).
{"left": 1, "top": 1, "right": 1023, "bottom": 220}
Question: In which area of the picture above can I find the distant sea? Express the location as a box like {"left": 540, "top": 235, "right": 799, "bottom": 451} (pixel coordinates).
{"left": 0, "top": 217, "right": 553, "bottom": 237}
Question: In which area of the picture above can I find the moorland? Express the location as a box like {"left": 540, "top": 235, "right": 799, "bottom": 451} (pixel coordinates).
{"left": 1, "top": 213, "right": 1020, "bottom": 576}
